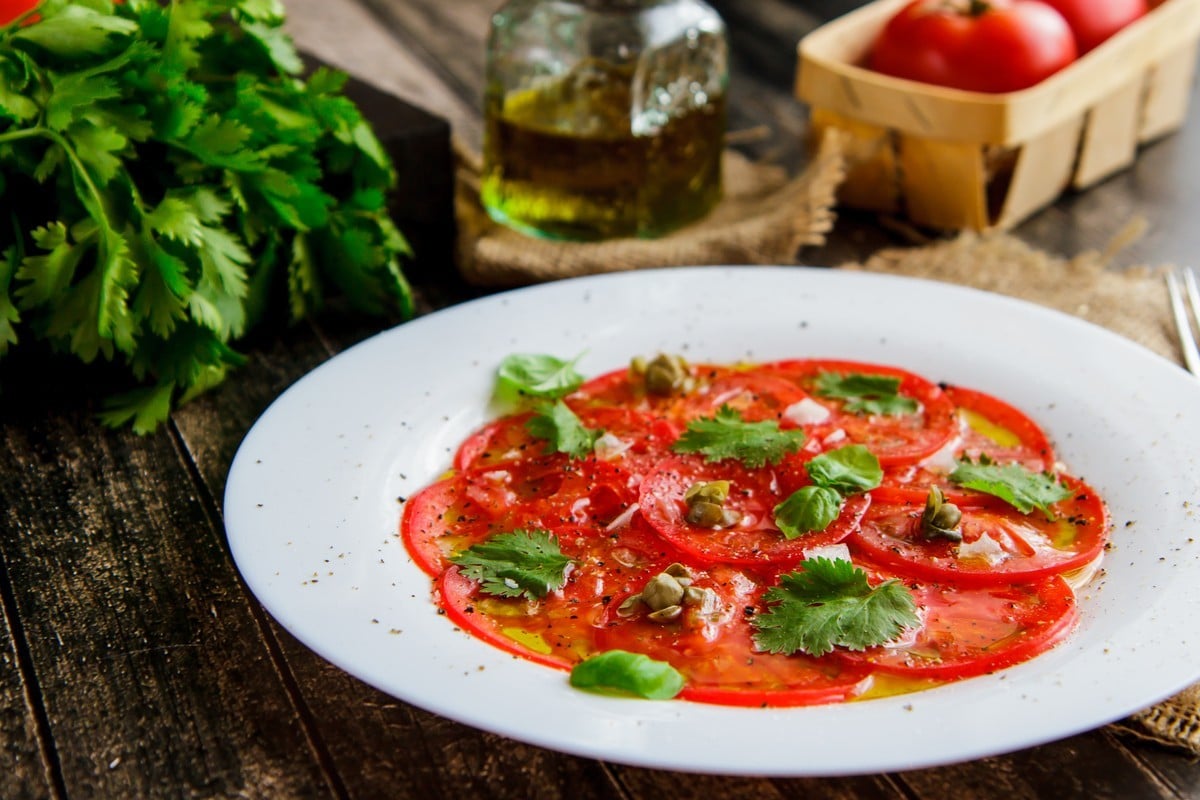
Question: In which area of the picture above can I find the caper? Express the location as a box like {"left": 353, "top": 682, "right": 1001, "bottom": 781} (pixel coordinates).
{"left": 684, "top": 480, "right": 730, "bottom": 505}
{"left": 921, "top": 486, "right": 963, "bottom": 541}
{"left": 641, "top": 572, "right": 685, "bottom": 610}
{"left": 616, "top": 593, "right": 643, "bottom": 617}
{"left": 686, "top": 500, "right": 728, "bottom": 528}
{"left": 642, "top": 353, "right": 690, "bottom": 396}
{"left": 647, "top": 605, "right": 683, "bottom": 622}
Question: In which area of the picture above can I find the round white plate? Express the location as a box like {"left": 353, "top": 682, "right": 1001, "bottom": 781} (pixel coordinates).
{"left": 224, "top": 266, "right": 1200, "bottom": 776}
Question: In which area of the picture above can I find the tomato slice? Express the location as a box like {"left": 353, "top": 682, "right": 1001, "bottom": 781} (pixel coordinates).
{"left": 761, "top": 359, "right": 957, "bottom": 466}
{"left": 638, "top": 455, "right": 869, "bottom": 567}
{"left": 439, "top": 520, "right": 683, "bottom": 669}
{"left": 454, "top": 405, "right": 677, "bottom": 476}
{"left": 851, "top": 475, "right": 1108, "bottom": 587}
{"left": 594, "top": 563, "right": 874, "bottom": 706}
{"left": 401, "top": 455, "right": 644, "bottom": 576}
{"left": 875, "top": 385, "right": 1057, "bottom": 506}
{"left": 839, "top": 570, "right": 1078, "bottom": 680}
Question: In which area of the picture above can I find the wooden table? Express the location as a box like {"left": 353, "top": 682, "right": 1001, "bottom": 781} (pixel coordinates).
{"left": 3, "top": 1, "right": 1199, "bottom": 797}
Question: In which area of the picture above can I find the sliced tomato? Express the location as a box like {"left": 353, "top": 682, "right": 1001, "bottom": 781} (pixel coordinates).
{"left": 638, "top": 455, "right": 869, "bottom": 567}
{"left": 851, "top": 475, "right": 1108, "bottom": 586}
{"left": 761, "top": 359, "right": 957, "bottom": 466}
{"left": 839, "top": 570, "right": 1077, "bottom": 680}
{"left": 874, "top": 384, "right": 1058, "bottom": 506}
{"left": 454, "top": 405, "right": 677, "bottom": 476}
{"left": 401, "top": 455, "right": 644, "bottom": 575}
{"left": 594, "top": 564, "right": 873, "bottom": 706}
{"left": 439, "top": 520, "right": 683, "bottom": 669}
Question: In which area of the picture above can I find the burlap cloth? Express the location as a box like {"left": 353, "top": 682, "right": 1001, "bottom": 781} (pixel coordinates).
{"left": 455, "top": 133, "right": 844, "bottom": 286}
{"left": 455, "top": 139, "right": 1198, "bottom": 754}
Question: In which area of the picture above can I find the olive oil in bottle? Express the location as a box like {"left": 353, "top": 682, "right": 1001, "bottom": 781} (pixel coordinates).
{"left": 482, "top": 1, "right": 727, "bottom": 241}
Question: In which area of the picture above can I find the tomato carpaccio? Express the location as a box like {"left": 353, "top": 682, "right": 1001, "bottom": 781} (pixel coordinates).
{"left": 399, "top": 357, "right": 1110, "bottom": 707}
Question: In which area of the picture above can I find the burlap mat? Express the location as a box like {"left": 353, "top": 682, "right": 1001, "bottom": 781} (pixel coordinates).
{"left": 840, "top": 231, "right": 1198, "bottom": 755}
{"left": 455, "top": 134, "right": 844, "bottom": 286}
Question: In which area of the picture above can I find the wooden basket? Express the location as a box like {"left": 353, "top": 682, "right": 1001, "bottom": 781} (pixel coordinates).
{"left": 795, "top": 0, "right": 1200, "bottom": 230}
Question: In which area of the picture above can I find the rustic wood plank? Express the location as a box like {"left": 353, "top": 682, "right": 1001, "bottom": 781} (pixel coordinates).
{"left": 0, "top": 396, "right": 334, "bottom": 797}
{"left": 901, "top": 731, "right": 1173, "bottom": 799}
{"left": 616, "top": 769, "right": 905, "bottom": 799}
{"left": 1110, "top": 729, "right": 1200, "bottom": 799}
{"left": 0, "top": 573, "right": 57, "bottom": 800}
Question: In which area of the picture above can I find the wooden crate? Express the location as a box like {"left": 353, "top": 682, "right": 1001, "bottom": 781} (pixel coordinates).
{"left": 796, "top": 0, "right": 1200, "bottom": 230}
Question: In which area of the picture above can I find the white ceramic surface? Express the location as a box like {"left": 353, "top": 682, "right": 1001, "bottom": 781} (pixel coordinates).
{"left": 224, "top": 266, "right": 1200, "bottom": 776}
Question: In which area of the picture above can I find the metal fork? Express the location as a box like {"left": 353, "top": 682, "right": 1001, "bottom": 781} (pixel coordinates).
{"left": 1167, "top": 266, "right": 1200, "bottom": 375}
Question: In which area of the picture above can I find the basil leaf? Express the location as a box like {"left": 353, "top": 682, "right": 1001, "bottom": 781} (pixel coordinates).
{"left": 805, "top": 445, "right": 883, "bottom": 495}
{"left": 774, "top": 485, "right": 843, "bottom": 539}
{"left": 569, "top": 650, "right": 684, "bottom": 699}
{"left": 496, "top": 353, "right": 585, "bottom": 400}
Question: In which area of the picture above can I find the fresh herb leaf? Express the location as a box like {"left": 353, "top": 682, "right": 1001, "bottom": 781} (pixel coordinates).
{"left": 0, "top": 0, "right": 413, "bottom": 432}
{"left": 814, "top": 372, "right": 919, "bottom": 416}
{"left": 774, "top": 485, "right": 842, "bottom": 539}
{"left": 450, "top": 529, "right": 572, "bottom": 600}
{"left": 949, "top": 456, "right": 1071, "bottom": 515}
{"left": 525, "top": 400, "right": 601, "bottom": 459}
{"left": 569, "top": 650, "right": 684, "bottom": 699}
{"left": 496, "top": 353, "right": 585, "bottom": 400}
{"left": 671, "top": 404, "right": 807, "bottom": 468}
{"left": 772, "top": 445, "right": 881, "bottom": 537}
{"left": 752, "top": 557, "right": 919, "bottom": 657}
{"left": 804, "top": 444, "right": 883, "bottom": 494}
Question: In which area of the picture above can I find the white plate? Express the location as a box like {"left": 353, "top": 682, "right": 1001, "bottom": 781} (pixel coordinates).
{"left": 224, "top": 266, "right": 1200, "bottom": 776}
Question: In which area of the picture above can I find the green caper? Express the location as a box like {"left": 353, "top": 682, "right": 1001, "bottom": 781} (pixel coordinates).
{"left": 921, "top": 486, "right": 963, "bottom": 541}
{"left": 647, "top": 605, "right": 683, "bottom": 622}
{"left": 686, "top": 500, "right": 728, "bottom": 528}
{"left": 684, "top": 480, "right": 730, "bottom": 506}
{"left": 642, "top": 353, "right": 690, "bottom": 396}
{"left": 641, "top": 572, "right": 685, "bottom": 610}
{"left": 616, "top": 593, "right": 644, "bottom": 617}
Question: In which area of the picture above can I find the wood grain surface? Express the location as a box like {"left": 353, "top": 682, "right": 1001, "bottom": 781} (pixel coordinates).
{"left": 1, "top": 0, "right": 1199, "bottom": 797}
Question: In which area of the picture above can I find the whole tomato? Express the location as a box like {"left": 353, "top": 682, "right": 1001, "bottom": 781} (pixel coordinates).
{"left": 1038, "top": 0, "right": 1148, "bottom": 54}
{"left": 0, "top": 0, "right": 38, "bottom": 26}
{"left": 869, "top": 0, "right": 1078, "bottom": 93}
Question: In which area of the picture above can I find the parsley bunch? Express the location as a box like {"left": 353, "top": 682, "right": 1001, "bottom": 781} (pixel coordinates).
{"left": 0, "top": 0, "right": 413, "bottom": 431}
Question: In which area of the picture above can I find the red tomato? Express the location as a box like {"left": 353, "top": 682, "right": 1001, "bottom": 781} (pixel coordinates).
{"left": 761, "top": 358, "right": 958, "bottom": 466}
{"left": 869, "top": 0, "right": 1078, "bottom": 93}
{"left": 400, "top": 456, "right": 646, "bottom": 576}
{"left": 874, "top": 384, "right": 1056, "bottom": 506}
{"left": 594, "top": 564, "right": 875, "bottom": 706}
{"left": 851, "top": 474, "right": 1108, "bottom": 587}
{"left": 838, "top": 569, "right": 1078, "bottom": 680}
{"left": 638, "top": 455, "right": 869, "bottom": 567}
{"left": 0, "top": 0, "right": 38, "bottom": 26}
{"left": 1039, "top": 0, "right": 1148, "bottom": 53}
{"left": 453, "top": 405, "right": 677, "bottom": 475}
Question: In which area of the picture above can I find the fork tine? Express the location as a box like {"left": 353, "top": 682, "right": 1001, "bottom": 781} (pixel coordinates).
{"left": 1167, "top": 268, "right": 1200, "bottom": 375}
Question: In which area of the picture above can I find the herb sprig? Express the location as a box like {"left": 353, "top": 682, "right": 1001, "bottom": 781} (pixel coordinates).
{"left": 450, "top": 529, "right": 573, "bottom": 600}
{"left": 752, "top": 556, "right": 919, "bottom": 657}
{"left": 950, "top": 455, "right": 1071, "bottom": 515}
{"left": 773, "top": 444, "right": 882, "bottom": 538}
{"left": 0, "top": 0, "right": 412, "bottom": 432}
{"left": 814, "top": 372, "right": 918, "bottom": 416}
{"left": 671, "top": 404, "right": 807, "bottom": 468}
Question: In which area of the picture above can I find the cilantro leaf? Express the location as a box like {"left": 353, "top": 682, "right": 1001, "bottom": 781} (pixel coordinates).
{"left": 0, "top": 0, "right": 413, "bottom": 432}
{"left": 450, "top": 530, "right": 573, "bottom": 600}
{"left": 814, "top": 371, "right": 919, "bottom": 416}
{"left": 569, "top": 650, "right": 684, "bottom": 700}
{"left": 671, "top": 404, "right": 807, "bottom": 468}
{"left": 949, "top": 457, "right": 1071, "bottom": 515}
{"left": 525, "top": 400, "right": 601, "bottom": 459}
{"left": 496, "top": 353, "right": 585, "bottom": 400}
{"left": 752, "top": 557, "right": 919, "bottom": 657}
